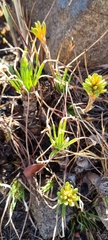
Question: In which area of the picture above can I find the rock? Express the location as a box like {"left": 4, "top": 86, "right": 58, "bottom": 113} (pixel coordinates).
{"left": 85, "top": 172, "right": 108, "bottom": 230}
{"left": 86, "top": 172, "right": 108, "bottom": 197}
{"left": 21, "top": 0, "right": 108, "bottom": 69}
{"left": 30, "top": 178, "right": 73, "bottom": 239}
{"left": 95, "top": 197, "right": 108, "bottom": 231}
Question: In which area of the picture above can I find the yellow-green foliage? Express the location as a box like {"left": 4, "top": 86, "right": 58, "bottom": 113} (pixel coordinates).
{"left": 57, "top": 182, "right": 80, "bottom": 207}
{"left": 49, "top": 118, "right": 78, "bottom": 157}
{"left": 31, "top": 21, "right": 46, "bottom": 44}
{"left": 9, "top": 179, "right": 24, "bottom": 211}
{"left": 10, "top": 49, "right": 44, "bottom": 93}
{"left": 82, "top": 73, "right": 107, "bottom": 98}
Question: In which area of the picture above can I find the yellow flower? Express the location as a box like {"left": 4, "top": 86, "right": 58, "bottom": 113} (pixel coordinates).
{"left": 82, "top": 73, "right": 107, "bottom": 98}
{"left": 57, "top": 182, "right": 80, "bottom": 207}
{"left": 31, "top": 21, "right": 46, "bottom": 44}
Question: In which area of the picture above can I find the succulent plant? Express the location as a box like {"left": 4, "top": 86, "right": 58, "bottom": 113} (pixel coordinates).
{"left": 82, "top": 73, "right": 107, "bottom": 112}
{"left": 82, "top": 73, "right": 107, "bottom": 98}
{"left": 57, "top": 182, "right": 80, "bottom": 207}
{"left": 31, "top": 21, "right": 46, "bottom": 44}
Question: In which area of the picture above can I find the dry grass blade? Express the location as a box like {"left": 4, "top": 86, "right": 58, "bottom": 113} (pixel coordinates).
{"left": 0, "top": 183, "right": 20, "bottom": 240}
{"left": 1, "top": 0, "right": 18, "bottom": 47}
{"left": 12, "top": 0, "right": 28, "bottom": 46}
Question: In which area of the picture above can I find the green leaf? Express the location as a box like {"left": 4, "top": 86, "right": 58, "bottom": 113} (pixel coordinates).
{"left": 105, "top": 196, "right": 108, "bottom": 209}
{"left": 9, "top": 180, "right": 24, "bottom": 212}
{"left": 57, "top": 119, "right": 66, "bottom": 148}
{"left": 50, "top": 149, "right": 59, "bottom": 158}
{"left": 62, "top": 204, "right": 66, "bottom": 217}
{"left": 52, "top": 123, "right": 57, "bottom": 140}
{"left": 63, "top": 137, "right": 78, "bottom": 149}
{"left": 68, "top": 105, "right": 75, "bottom": 116}
{"left": 9, "top": 180, "right": 24, "bottom": 201}
{"left": 56, "top": 203, "right": 61, "bottom": 215}
{"left": 41, "top": 180, "right": 54, "bottom": 193}
{"left": 62, "top": 68, "right": 68, "bottom": 82}
{"left": 88, "top": 212, "right": 99, "bottom": 220}
{"left": 20, "top": 51, "right": 33, "bottom": 91}
{"left": 9, "top": 78, "right": 23, "bottom": 93}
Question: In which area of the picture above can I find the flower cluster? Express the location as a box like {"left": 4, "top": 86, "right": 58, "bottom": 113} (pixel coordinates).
{"left": 31, "top": 21, "right": 46, "bottom": 44}
{"left": 82, "top": 73, "right": 107, "bottom": 98}
{"left": 57, "top": 182, "right": 80, "bottom": 207}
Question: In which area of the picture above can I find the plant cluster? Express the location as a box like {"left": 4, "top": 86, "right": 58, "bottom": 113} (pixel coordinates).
{"left": 82, "top": 73, "right": 107, "bottom": 112}
{"left": 9, "top": 49, "right": 44, "bottom": 93}
{"left": 57, "top": 182, "right": 79, "bottom": 207}
{"left": 0, "top": 2, "right": 108, "bottom": 239}
{"left": 48, "top": 118, "right": 78, "bottom": 158}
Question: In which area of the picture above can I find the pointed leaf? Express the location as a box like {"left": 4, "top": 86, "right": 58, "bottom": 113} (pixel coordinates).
{"left": 63, "top": 138, "right": 78, "bottom": 149}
